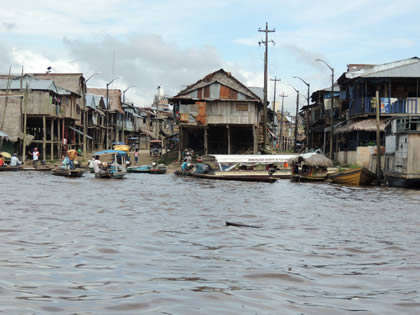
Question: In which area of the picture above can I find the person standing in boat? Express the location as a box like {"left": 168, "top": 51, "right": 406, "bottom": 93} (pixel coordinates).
{"left": 0, "top": 154, "right": 4, "bottom": 167}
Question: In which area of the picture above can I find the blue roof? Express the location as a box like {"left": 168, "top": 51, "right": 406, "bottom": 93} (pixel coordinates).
{"left": 94, "top": 150, "right": 127, "bottom": 155}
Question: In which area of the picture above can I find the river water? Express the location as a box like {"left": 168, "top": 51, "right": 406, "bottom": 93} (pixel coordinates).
{"left": 0, "top": 171, "right": 419, "bottom": 314}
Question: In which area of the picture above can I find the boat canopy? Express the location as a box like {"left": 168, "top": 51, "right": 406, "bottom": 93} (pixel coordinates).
{"left": 204, "top": 154, "right": 297, "bottom": 164}
{"left": 94, "top": 150, "right": 127, "bottom": 155}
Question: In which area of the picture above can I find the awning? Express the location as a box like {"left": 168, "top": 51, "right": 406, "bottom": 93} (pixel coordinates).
{"left": 0, "top": 130, "right": 8, "bottom": 138}
{"left": 68, "top": 126, "right": 94, "bottom": 140}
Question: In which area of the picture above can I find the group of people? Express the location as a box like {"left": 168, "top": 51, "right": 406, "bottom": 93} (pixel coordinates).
{"left": 181, "top": 156, "right": 211, "bottom": 175}
{"left": 0, "top": 153, "right": 22, "bottom": 167}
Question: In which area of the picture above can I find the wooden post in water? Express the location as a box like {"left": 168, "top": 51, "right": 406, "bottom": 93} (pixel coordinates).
{"left": 227, "top": 125, "right": 231, "bottom": 154}
{"left": 43, "top": 115, "right": 46, "bottom": 161}
{"left": 376, "top": 89, "right": 382, "bottom": 181}
{"left": 50, "top": 118, "right": 54, "bottom": 160}
{"left": 22, "top": 84, "right": 28, "bottom": 163}
{"left": 204, "top": 126, "right": 208, "bottom": 155}
{"left": 57, "top": 118, "right": 61, "bottom": 159}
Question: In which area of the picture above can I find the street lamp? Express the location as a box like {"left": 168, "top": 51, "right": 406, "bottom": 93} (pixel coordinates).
{"left": 121, "top": 85, "right": 135, "bottom": 145}
{"left": 293, "top": 76, "right": 311, "bottom": 148}
{"left": 106, "top": 77, "right": 119, "bottom": 150}
{"left": 316, "top": 58, "right": 334, "bottom": 159}
{"left": 82, "top": 72, "right": 101, "bottom": 160}
{"left": 123, "top": 85, "right": 136, "bottom": 104}
{"left": 289, "top": 84, "right": 300, "bottom": 152}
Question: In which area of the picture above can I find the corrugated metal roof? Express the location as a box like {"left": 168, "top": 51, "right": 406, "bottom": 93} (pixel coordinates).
{"left": 345, "top": 57, "right": 420, "bottom": 79}
{"left": 0, "top": 75, "right": 74, "bottom": 95}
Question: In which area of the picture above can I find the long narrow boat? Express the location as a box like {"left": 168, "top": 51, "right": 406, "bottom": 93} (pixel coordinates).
{"left": 0, "top": 166, "right": 23, "bottom": 172}
{"left": 127, "top": 164, "right": 168, "bottom": 174}
{"left": 329, "top": 167, "right": 377, "bottom": 186}
{"left": 51, "top": 168, "right": 84, "bottom": 177}
{"left": 291, "top": 174, "right": 328, "bottom": 182}
{"left": 93, "top": 150, "right": 127, "bottom": 179}
{"left": 176, "top": 170, "right": 277, "bottom": 183}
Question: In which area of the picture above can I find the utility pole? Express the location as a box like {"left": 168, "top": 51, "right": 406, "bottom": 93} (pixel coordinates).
{"left": 375, "top": 89, "right": 382, "bottom": 181}
{"left": 293, "top": 76, "right": 310, "bottom": 148}
{"left": 106, "top": 77, "right": 118, "bottom": 150}
{"left": 82, "top": 72, "right": 100, "bottom": 160}
{"left": 278, "top": 93, "right": 288, "bottom": 151}
{"left": 289, "top": 84, "right": 299, "bottom": 152}
{"left": 316, "top": 58, "right": 334, "bottom": 159}
{"left": 270, "top": 77, "right": 281, "bottom": 112}
{"left": 155, "top": 86, "right": 161, "bottom": 139}
{"left": 258, "top": 22, "right": 275, "bottom": 148}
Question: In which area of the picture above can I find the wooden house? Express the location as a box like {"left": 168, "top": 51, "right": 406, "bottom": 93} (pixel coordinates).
{"left": 87, "top": 88, "right": 124, "bottom": 149}
{"left": 169, "top": 69, "right": 263, "bottom": 157}
{"left": 0, "top": 74, "right": 83, "bottom": 161}
{"left": 335, "top": 57, "right": 420, "bottom": 166}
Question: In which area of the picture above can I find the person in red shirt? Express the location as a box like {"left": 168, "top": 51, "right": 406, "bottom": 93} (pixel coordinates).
{"left": 0, "top": 154, "right": 4, "bottom": 167}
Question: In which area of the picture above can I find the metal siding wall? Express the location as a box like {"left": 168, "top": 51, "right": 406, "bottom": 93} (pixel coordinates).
{"left": 210, "top": 83, "right": 220, "bottom": 99}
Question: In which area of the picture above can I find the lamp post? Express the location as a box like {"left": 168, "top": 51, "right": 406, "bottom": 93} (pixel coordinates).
{"left": 123, "top": 85, "right": 135, "bottom": 104}
{"left": 106, "top": 77, "right": 119, "bottom": 150}
{"left": 316, "top": 58, "right": 334, "bottom": 159}
{"left": 289, "top": 84, "right": 300, "bottom": 152}
{"left": 122, "top": 85, "right": 135, "bottom": 145}
{"left": 293, "top": 76, "right": 310, "bottom": 149}
{"left": 82, "top": 72, "right": 100, "bottom": 160}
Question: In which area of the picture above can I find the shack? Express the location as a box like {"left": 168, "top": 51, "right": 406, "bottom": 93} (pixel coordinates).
{"left": 169, "top": 69, "right": 263, "bottom": 157}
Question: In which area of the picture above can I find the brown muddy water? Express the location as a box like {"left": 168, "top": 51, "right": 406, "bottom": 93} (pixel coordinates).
{"left": 1, "top": 171, "right": 419, "bottom": 314}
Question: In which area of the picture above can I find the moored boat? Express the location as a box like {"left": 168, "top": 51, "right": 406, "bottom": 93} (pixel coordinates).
{"left": 127, "top": 163, "right": 167, "bottom": 174}
{"left": 289, "top": 151, "right": 331, "bottom": 183}
{"left": 175, "top": 170, "right": 277, "bottom": 183}
{"left": 0, "top": 165, "right": 23, "bottom": 172}
{"left": 329, "top": 167, "right": 377, "bottom": 186}
{"left": 51, "top": 168, "right": 84, "bottom": 177}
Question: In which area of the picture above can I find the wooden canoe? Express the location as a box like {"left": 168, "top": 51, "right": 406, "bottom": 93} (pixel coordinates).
{"left": 329, "top": 167, "right": 377, "bottom": 186}
{"left": 0, "top": 166, "right": 23, "bottom": 172}
{"left": 51, "top": 168, "right": 85, "bottom": 177}
{"left": 176, "top": 171, "right": 277, "bottom": 183}
{"left": 291, "top": 174, "right": 328, "bottom": 182}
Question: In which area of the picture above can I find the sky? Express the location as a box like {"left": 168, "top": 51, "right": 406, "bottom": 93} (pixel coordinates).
{"left": 1, "top": 0, "right": 419, "bottom": 113}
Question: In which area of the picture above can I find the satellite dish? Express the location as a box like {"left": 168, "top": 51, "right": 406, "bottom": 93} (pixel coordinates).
{"left": 46, "top": 66, "right": 52, "bottom": 73}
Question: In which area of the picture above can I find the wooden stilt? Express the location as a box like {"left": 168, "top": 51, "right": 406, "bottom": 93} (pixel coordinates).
{"left": 42, "top": 115, "right": 46, "bottom": 161}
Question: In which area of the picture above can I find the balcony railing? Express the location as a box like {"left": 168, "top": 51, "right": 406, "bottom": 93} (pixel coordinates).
{"left": 350, "top": 97, "right": 420, "bottom": 116}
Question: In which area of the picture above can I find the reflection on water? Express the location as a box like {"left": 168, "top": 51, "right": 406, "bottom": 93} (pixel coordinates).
{"left": 0, "top": 172, "right": 419, "bottom": 314}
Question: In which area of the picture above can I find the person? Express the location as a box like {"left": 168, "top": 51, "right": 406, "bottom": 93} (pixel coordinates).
{"left": 67, "top": 149, "right": 78, "bottom": 169}
{"left": 93, "top": 155, "right": 102, "bottom": 174}
{"left": 29, "top": 148, "right": 40, "bottom": 168}
{"left": 0, "top": 154, "right": 4, "bottom": 167}
{"left": 134, "top": 149, "right": 139, "bottom": 165}
{"left": 10, "top": 153, "right": 22, "bottom": 167}
{"left": 194, "top": 157, "right": 210, "bottom": 174}
{"left": 59, "top": 155, "right": 70, "bottom": 169}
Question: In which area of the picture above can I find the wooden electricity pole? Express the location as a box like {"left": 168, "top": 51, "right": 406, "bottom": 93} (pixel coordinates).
{"left": 279, "top": 93, "right": 288, "bottom": 151}
{"left": 376, "top": 89, "right": 382, "bottom": 181}
{"left": 258, "top": 22, "right": 275, "bottom": 148}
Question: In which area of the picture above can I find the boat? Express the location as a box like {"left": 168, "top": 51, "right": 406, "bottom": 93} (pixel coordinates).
{"left": 174, "top": 154, "right": 299, "bottom": 183}
{"left": 93, "top": 150, "right": 127, "bottom": 179}
{"left": 289, "top": 151, "right": 332, "bottom": 182}
{"left": 191, "top": 172, "right": 277, "bottom": 183}
{"left": 22, "top": 166, "right": 52, "bottom": 171}
{"left": 51, "top": 167, "right": 84, "bottom": 177}
{"left": 383, "top": 116, "right": 420, "bottom": 188}
{"left": 0, "top": 165, "right": 23, "bottom": 172}
{"left": 127, "top": 163, "right": 168, "bottom": 174}
{"left": 329, "top": 167, "right": 377, "bottom": 186}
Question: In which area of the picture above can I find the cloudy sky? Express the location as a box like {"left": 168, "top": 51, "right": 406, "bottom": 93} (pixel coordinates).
{"left": 1, "top": 0, "right": 419, "bottom": 113}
